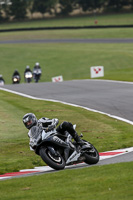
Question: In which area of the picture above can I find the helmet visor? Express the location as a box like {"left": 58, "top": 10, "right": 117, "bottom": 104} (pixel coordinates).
{"left": 26, "top": 120, "right": 32, "bottom": 126}
{"left": 23, "top": 116, "right": 32, "bottom": 126}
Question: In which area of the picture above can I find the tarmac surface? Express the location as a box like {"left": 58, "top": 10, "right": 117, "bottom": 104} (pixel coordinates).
{"left": 2, "top": 79, "right": 133, "bottom": 122}
{"left": 1, "top": 38, "right": 133, "bottom": 44}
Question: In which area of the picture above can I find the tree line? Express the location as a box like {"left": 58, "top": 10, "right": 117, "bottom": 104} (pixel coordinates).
{"left": 0, "top": 0, "right": 133, "bottom": 21}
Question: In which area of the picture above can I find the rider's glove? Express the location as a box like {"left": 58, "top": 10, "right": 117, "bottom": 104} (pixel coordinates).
{"left": 46, "top": 124, "right": 55, "bottom": 132}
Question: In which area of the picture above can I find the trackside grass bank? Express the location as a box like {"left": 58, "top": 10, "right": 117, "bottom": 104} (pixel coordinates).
{"left": 0, "top": 13, "right": 133, "bottom": 84}
{"left": 0, "top": 90, "right": 132, "bottom": 174}
{"left": 0, "top": 13, "right": 133, "bottom": 29}
{"left": 0, "top": 162, "right": 133, "bottom": 200}
{"left": 0, "top": 42, "right": 133, "bottom": 84}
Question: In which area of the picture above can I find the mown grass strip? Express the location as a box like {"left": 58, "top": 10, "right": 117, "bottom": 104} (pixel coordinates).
{"left": 0, "top": 162, "right": 133, "bottom": 200}
{"left": 0, "top": 13, "right": 133, "bottom": 30}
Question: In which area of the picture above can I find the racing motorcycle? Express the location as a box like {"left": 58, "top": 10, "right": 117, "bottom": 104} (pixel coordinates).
{"left": 0, "top": 75, "right": 5, "bottom": 86}
{"left": 12, "top": 75, "right": 20, "bottom": 84}
{"left": 31, "top": 126, "right": 99, "bottom": 170}
{"left": 33, "top": 68, "right": 41, "bottom": 83}
{"left": 24, "top": 71, "right": 32, "bottom": 83}
{"left": 0, "top": 79, "right": 4, "bottom": 86}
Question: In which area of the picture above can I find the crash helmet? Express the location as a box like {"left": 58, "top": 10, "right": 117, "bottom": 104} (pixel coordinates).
{"left": 23, "top": 113, "right": 37, "bottom": 129}
{"left": 26, "top": 65, "right": 30, "bottom": 69}
{"left": 35, "top": 62, "right": 40, "bottom": 66}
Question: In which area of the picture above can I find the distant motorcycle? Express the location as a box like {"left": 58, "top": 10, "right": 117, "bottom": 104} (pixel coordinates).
{"left": 30, "top": 126, "right": 99, "bottom": 170}
{"left": 0, "top": 76, "right": 5, "bottom": 86}
{"left": 0, "top": 80, "right": 4, "bottom": 85}
{"left": 33, "top": 68, "right": 41, "bottom": 83}
{"left": 12, "top": 75, "right": 20, "bottom": 84}
{"left": 24, "top": 71, "right": 32, "bottom": 83}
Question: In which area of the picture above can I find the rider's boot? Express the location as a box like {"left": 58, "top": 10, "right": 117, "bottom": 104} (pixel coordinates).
{"left": 73, "top": 133, "right": 84, "bottom": 146}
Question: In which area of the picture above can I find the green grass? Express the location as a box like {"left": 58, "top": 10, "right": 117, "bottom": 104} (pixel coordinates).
{"left": 0, "top": 90, "right": 132, "bottom": 174}
{"left": 0, "top": 13, "right": 133, "bottom": 30}
{"left": 0, "top": 162, "right": 133, "bottom": 200}
{"left": 0, "top": 42, "right": 133, "bottom": 84}
{"left": 1, "top": 28, "right": 133, "bottom": 41}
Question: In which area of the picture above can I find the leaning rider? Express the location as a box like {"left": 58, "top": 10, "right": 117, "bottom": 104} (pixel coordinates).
{"left": 22, "top": 113, "right": 84, "bottom": 151}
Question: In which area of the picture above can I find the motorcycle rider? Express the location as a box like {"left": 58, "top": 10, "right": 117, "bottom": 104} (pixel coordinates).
{"left": 24, "top": 65, "right": 32, "bottom": 82}
{"left": 22, "top": 113, "right": 84, "bottom": 154}
{"left": 24, "top": 65, "right": 32, "bottom": 74}
{"left": 0, "top": 74, "right": 5, "bottom": 85}
{"left": 12, "top": 69, "right": 21, "bottom": 84}
{"left": 12, "top": 69, "right": 20, "bottom": 77}
{"left": 32, "top": 62, "right": 42, "bottom": 82}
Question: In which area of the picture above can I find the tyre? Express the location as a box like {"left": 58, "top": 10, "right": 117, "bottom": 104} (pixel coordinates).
{"left": 39, "top": 146, "right": 66, "bottom": 170}
{"left": 84, "top": 144, "right": 99, "bottom": 165}
{"left": 27, "top": 78, "right": 31, "bottom": 83}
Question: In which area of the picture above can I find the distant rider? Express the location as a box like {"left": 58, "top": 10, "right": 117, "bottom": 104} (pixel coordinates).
{"left": 12, "top": 69, "right": 21, "bottom": 84}
{"left": 24, "top": 65, "right": 32, "bottom": 82}
{"left": 0, "top": 74, "right": 5, "bottom": 85}
{"left": 24, "top": 65, "right": 32, "bottom": 74}
{"left": 32, "top": 62, "right": 42, "bottom": 82}
{"left": 12, "top": 69, "right": 20, "bottom": 77}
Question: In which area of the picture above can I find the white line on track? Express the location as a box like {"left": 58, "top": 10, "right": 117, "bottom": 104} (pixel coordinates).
{"left": 1, "top": 85, "right": 133, "bottom": 125}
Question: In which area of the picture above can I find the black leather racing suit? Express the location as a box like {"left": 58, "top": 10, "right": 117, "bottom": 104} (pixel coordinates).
{"left": 28, "top": 117, "right": 81, "bottom": 151}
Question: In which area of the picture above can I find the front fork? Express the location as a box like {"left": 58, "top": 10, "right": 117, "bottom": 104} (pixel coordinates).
{"left": 47, "top": 146, "right": 59, "bottom": 157}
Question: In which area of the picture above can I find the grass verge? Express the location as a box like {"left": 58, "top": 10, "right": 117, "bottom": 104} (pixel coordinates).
{"left": 0, "top": 13, "right": 133, "bottom": 29}
{"left": 0, "top": 42, "right": 133, "bottom": 84}
{"left": 0, "top": 28, "right": 133, "bottom": 40}
{"left": 0, "top": 162, "right": 133, "bottom": 200}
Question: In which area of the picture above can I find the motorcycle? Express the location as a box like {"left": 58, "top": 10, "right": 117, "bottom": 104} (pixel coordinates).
{"left": 33, "top": 68, "right": 41, "bottom": 83}
{"left": 12, "top": 75, "right": 20, "bottom": 84}
{"left": 24, "top": 71, "right": 32, "bottom": 83}
{"left": 0, "top": 77, "right": 5, "bottom": 86}
{"left": 0, "top": 80, "right": 4, "bottom": 86}
{"left": 31, "top": 126, "right": 99, "bottom": 170}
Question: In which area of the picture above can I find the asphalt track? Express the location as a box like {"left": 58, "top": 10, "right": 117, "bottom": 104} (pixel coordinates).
{"left": 2, "top": 79, "right": 133, "bottom": 122}
{"left": 1, "top": 38, "right": 133, "bottom": 44}
{"left": 1, "top": 79, "right": 133, "bottom": 173}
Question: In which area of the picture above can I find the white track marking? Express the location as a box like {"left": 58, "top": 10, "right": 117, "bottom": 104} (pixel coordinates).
{"left": 0, "top": 147, "right": 133, "bottom": 180}
{"left": 1, "top": 86, "right": 133, "bottom": 125}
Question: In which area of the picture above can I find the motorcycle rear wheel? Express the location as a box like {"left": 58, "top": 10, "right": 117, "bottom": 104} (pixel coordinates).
{"left": 39, "top": 146, "right": 66, "bottom": 170}
{"left": 84, "top": 144, "right": 99, "bottom": 165}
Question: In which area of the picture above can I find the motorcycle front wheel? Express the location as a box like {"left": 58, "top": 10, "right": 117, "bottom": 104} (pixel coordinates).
{"left": 83, "top": 144, "right": 99, "bottom": 165}
{"left": 39, "top": 146, "right": 66, "bottom": 170}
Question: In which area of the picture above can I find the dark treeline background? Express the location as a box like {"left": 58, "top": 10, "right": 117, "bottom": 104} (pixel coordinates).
{"left": 0, "top": 0, "right": 133, "bottom": 21}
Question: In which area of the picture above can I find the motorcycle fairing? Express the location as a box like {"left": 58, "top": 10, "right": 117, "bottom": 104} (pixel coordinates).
{"left": 66, "top": 150, "right": 81, "bottom": 164}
